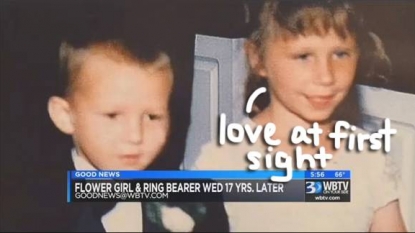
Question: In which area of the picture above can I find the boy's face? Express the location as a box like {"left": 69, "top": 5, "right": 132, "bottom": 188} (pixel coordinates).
{"left": 257, "top": 28, "right": 359, "bottom": 123}
{"left": 67, "top": 53, "right": 172, "bottom": 170}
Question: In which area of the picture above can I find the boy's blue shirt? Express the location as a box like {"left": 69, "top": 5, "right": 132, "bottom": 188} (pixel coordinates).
{"left": 71, "top": 148, "right": 230, "bottom": 232}
{"left": 72, "top": 149, "right": 144, "bottom": 231}
{"left": 7, "top": 145, "right": 228, "bottom": 232}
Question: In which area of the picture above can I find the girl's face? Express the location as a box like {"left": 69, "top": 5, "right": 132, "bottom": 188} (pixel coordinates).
{"left": 257, "top": 28, "right": 359, "bottom": 123}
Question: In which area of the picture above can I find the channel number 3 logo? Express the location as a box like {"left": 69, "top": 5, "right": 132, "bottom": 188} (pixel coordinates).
{"left": 306, "top": 181, "right": 323, "bottom": 194}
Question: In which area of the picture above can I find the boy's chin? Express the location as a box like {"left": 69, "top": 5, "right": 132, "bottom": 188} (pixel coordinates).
{"left": 113, "top": 164, "right": 149, "bottom": 171}
{"left": 99, "top": 161, "right": 151, "bottom": 171}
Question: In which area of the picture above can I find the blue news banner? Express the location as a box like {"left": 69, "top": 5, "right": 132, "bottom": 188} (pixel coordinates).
{"left": 68, "top": 170, "right": 351, "bottom": 203}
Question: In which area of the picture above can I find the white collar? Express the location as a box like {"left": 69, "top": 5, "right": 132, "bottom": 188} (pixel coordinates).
{"left": 71, "top": 148, "right": 97, "bottom": 171}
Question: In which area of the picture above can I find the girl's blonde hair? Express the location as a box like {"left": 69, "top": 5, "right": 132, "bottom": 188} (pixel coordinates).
{"left": 244, "top": 0, "right": 391, "bottom": 125}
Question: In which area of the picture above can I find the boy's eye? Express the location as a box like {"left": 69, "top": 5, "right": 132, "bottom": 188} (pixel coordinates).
{"left": 105, "top": 113, "right": 119, "bottom": 119}
{"left": 146, "top": 113, "right": 163, "bottom": 121}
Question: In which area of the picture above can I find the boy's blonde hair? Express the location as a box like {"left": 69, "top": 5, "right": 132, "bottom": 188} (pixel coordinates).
{"left": 245, "top": 0, "right": 391, "bottom": 124}
{"left": 58, "top": 40, "right": 172, "bottom": 97}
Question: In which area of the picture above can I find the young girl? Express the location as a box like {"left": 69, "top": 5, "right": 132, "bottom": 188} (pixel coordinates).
{"left": 193, "top": 0, "right": 407, "bottom": 231}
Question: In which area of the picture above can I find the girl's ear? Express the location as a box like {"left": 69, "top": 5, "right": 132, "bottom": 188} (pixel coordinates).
{"left": 245, "top": 41, "right": 267, "bottom": 77}
{"left": 47, "top": 96, "right": 75, "bottom": 135}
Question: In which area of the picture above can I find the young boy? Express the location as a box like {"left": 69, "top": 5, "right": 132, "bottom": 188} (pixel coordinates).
{"left": 48, "top": 40, "right": 167, "bottom": 231}
{"left": 40, "top": 37, "right": 229, "bottom": 231}
{"left": 48, "top": 41, "right": 173, "bottom": 173}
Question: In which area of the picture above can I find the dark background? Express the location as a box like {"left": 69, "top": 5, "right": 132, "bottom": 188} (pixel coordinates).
{"left": 1, "top": 0, "right": 414, "bottom": 230}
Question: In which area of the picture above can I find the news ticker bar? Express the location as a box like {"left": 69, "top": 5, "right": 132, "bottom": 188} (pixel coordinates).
{"left": 70, "top": 170, "right": 350, "bottom": 179}
{"left": 67, "top": 170, "right": 351, "bottom": 203}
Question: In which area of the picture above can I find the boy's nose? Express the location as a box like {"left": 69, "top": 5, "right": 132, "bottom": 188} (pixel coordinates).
{"left": 127, "top": 119, "right": 143, "bottom": 144}
{"left": 314, "top": 57, "right": 335, "bottom": 86}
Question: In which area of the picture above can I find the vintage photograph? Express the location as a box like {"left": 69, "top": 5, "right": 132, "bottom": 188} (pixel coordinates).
{"left": 1, "top": 0, "right": 414, "bottom": 232}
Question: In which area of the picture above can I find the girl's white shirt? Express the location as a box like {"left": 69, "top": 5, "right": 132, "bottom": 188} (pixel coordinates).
{"left": 192, "top": 118, "right": 400, "bottom": 232}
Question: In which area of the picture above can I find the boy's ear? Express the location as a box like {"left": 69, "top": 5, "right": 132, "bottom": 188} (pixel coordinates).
{"left": 245, "top": 41, "right": 267, "bottom": 77}
{"left": 47, "top": 96, "right": 74, "bottom": 135}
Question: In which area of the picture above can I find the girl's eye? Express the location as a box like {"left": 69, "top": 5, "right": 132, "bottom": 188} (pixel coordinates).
{"left": 295, "top": 53, "right": 311, "bottom": 61}
{"left": 334, "top": 50, "right": 350, "bottom": 59}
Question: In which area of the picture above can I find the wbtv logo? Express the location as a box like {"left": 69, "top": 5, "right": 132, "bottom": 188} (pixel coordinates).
{"left": 306, "top": 180, "right": 350, "bottom": 194}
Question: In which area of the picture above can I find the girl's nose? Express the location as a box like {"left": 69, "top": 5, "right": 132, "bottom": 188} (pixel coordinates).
{"left": 315, "top": 57, "right": 335, "bottom": 86}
